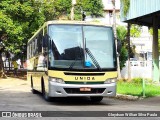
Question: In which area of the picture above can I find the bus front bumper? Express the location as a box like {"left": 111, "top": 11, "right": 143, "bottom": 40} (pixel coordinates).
{"left": 48, "top": 81, "right": 116, "bottom": 97}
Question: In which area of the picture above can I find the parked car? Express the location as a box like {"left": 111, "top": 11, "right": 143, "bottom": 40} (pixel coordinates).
{"left": 130, "top": 58, "right": 139, "bottom": 66}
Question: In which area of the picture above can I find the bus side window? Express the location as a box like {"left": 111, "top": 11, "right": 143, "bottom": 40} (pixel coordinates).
{"left": 27, "top": 45, "right": 29, "bottom": 59}
{"left": 42, "top": 35, "right": 48, "bottom": 48}
{"left": 32, "top": 40, "right": 35, "bottom": 56}
{"left": 37, "top": 31, "right": 43, "bottom": 54}
{"left": 33, "top": 38, "right": 38, "bottom": 55}
{"left": 37, "top": 53, "right": 47, "bottom": 71}
{"left": 43, "top": 26, "right": 48, "bottom": 50}
{"left": 30, "top": 43, "right": 32, "bottom": 58}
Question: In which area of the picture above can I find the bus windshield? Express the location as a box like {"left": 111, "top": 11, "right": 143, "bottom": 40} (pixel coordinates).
{"left": 48, "top": 24, "right": 116, "bottom": 71}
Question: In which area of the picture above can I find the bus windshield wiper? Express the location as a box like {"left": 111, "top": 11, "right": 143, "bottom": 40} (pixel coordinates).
{"left": 69, "top": 59, "right": 78, "bottom": 70}
{"left": 85, "top": 48, "right": 101, "bottom": 70}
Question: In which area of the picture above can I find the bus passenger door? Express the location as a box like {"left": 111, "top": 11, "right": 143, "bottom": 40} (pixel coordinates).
{"left": 32, "top": 57, "right": 40, "bottom": 91}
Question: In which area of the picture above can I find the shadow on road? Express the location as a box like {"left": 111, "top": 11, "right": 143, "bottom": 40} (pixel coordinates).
{"left": 34, "top": 91, "right": 113, "bottom": 106}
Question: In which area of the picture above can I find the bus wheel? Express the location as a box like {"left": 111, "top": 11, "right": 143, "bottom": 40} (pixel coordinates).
{"left": 42, "top": 81, "right": 52, "bottom": 102}
{"left": 31, "top": 78, "right": 37, "bottom": 94}
{"left": 90, "top": 96, "right": 103, "bottom": 103}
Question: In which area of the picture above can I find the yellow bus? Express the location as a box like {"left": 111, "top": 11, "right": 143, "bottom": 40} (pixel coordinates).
{"left": 27, "top": 21, "right": 117, "bottom": 102}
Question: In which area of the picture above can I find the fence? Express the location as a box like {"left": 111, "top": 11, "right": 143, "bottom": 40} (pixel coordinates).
{"left": 121, "top": 60, "right": 153, "bottom": 79}
{"left": 3, "top": 60, "right": 27, "bottom": 71}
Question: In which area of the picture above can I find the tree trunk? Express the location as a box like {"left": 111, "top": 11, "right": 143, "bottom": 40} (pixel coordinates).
{"left": 0, "top": 51, "right": 7, "bottom": 78}
{"left": 112, "top": 0, "right": 121, "bottom": 79}
{"left": 70, "top": 1, "right": 75, "bottom": 21}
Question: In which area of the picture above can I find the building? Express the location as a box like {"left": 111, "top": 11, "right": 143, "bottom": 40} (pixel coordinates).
{"left": 86, "top": 0, "right": 152, "bottom": 61}
{"left": 120, "top": 0, "right": 160, "bottom": 81}
{"left": 131, "top": 26, "right": 152, "bottom": 61}
{"left": 86, "top": 0, "right": 124, "bottom": 25}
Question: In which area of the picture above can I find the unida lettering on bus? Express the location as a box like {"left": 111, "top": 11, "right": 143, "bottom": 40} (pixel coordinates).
{"left": 75, "top": 77, "right": 95, "bottom": 80}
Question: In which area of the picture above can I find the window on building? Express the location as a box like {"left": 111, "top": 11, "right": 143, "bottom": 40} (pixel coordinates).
{"left": 108, "top": 0, "right": 112, "bottom": 4}
{"left": 109, "top": 10, "right": 113, "bottom": 17}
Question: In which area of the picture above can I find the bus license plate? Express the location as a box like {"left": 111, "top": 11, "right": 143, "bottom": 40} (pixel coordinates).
{"left": 80, "top": 87, "right": 91, "bottom": 91}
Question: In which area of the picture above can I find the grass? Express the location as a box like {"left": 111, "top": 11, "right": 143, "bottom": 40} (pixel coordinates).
{"left": 117, "top": 79, "right": 160, "bottom": 97}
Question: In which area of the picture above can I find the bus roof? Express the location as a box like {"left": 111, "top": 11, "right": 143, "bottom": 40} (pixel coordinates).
{"left": 45, "top": 20, "right": 112, "bottom": 26}
{"left": 28, "top": 20, "right": 112, "bottom": 43}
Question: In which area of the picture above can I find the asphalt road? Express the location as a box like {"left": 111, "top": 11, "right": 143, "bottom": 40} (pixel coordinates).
{"left": 0, "top": 77, "right": 160, "bottom": 120}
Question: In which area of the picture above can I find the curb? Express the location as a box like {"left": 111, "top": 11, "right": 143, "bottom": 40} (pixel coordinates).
{"left": 109, "top": 94, "right": 139, "bottom": 101}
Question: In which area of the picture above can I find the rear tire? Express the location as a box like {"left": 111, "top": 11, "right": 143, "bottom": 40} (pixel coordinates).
{"left": 31, "top": 89, "right": 38, "bottom": 94}
{"left": 90, "top": 96, "right": 103, "bottom": 103}
{"left": 42, "top": 80, "right": 52, "bottom": 102}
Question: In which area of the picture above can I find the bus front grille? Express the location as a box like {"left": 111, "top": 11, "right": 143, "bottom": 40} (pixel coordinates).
{"left": 64, "top": 88, "right": 105, "bottom": 94}
{"left": 65, "top": 81, "right": 104, "bottom": 84}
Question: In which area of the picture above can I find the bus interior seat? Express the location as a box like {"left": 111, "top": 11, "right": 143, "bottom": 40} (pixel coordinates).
{"left": 61, "top": 47, "right": 84, "bottom": 60}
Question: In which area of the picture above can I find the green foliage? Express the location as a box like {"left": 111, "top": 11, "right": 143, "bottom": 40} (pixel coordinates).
{"left": 119, "top": 46, "right": 128, "bottom": 69}
{"left": 0, "top": 0, "right": 43, "bottom": 56}
{"left": 82, "top": 0, "right": 103, "bottom": 17}
{"left": 117, "top": 81, "right": 142, "bottom": 96}
{"left": 116, "top": 25, "right": 142, "bottom": 69}
{"left": 74, "top": 0, "right": 103, "bottom": 20}
{"left": 117, "top": 78, "right": 160, "bottom": 97}
{"left": 0, "top": 0, "right": 70, "bottom": 58}
{"left": 0, "top": 0, "right": 104, "bottom": 77}
{"left": 50, "top": 0, "right": 71, "bottom": 20}
{"left": 130, "top": 24, "right": 141, "bottom": 58}
{"left": 116, "top": 26, "right": 127, "bottom": 41}
{"left": 0, "top": 0, "right": 104, "bottom": 56}
{"left": 116, "top": 26, "right": 128, "bottom": 69}
{"left": 130, "top": 25, "right": 141, "bottom": 37}
{"left": 131, "top": 78, "right": 143, "bottom": 84}
{"left": 121, "top": 0, "right": 130, "bottom": 17}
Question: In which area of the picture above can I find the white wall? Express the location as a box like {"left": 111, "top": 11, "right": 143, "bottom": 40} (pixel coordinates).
{"left": 102, "top": 0, "right": 120, "bottom": 10}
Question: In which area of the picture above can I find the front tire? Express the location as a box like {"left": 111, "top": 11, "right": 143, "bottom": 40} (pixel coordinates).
{"left": 90, "top": 96, "right": 103, "bottom": 103}
{"left": 42, "top": 80, "right": 52, "bottom": 102}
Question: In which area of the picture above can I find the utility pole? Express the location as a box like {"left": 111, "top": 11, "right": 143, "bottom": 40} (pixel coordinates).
{"left": 112, "top": 0, "right": 121, "bottom": 79}
{"left": 127, "top": 23, "right": 131, "bottom": 81}
{"left": 71, "top": 0, "right": 76, "bottom": 20}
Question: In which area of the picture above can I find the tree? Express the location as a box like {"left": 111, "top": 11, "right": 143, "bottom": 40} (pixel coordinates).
{"left": 116, "top": 25, "right": 141, "bottom": 70}
{"left": 45, "top": 0, "right": 71, "bottom": 20}
{"left": 74, "top": 0, "right": 104, "bottom": 20}
{"left": 130, "top": 24, "right": 142, "bottom": 37}
{"left": 0, "top": 0, "right": 46, "bottom": 77}
{"left": 121, "top": 0, "right": 142, "bottom": 81}
{"left": 121, "top": 0, "right": 130, "bottom": 17}
{"left": 0, "top": 0, "right": 104, "bottom": 78}
{"left": 116, "top": 26, "right": 128, "bottom": 69}
{"left": 0, "top": 11, "right": 15, "bottom": 77}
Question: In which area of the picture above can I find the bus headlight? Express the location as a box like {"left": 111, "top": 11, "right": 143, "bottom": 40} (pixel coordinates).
{"left": 49, "top": 77, "right": 65, "bottom": 84}
{"left": 104, "top": 78, "right": 117, "bottom": 84}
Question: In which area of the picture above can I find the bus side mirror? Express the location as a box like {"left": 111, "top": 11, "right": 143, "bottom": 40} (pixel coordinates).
{"left": 117, "top": 39, "right": 121, "bottom": 53}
